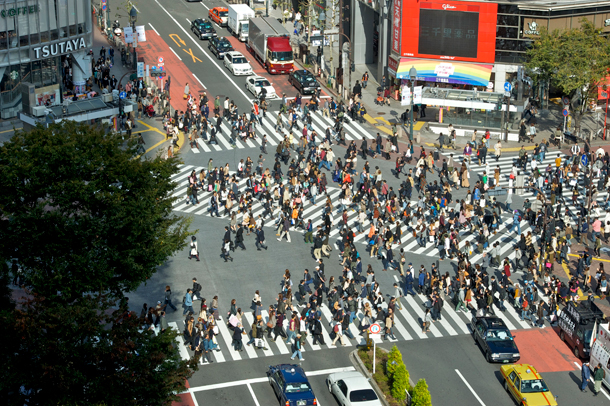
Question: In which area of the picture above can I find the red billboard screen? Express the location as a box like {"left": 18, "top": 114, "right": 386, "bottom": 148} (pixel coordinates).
{"left": 397, "top": 0, "right": 497, "bottom": 63}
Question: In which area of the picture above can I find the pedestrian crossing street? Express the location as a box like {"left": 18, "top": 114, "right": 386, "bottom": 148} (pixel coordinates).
{"left": 186, "top": 110, "right": 374, "bottom": 153}
{"left": 169, "top": 154, "right": 609, "bottom": 264}
{"left": 452, "top": 152, "right": 609, "bottom": 214}
{"left": 158, "top": 287, "right": 536, "bottom": 366}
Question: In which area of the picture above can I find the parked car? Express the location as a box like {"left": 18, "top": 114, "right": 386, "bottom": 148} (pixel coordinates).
{"left": 327, "top": 371, "right": 382, "bottom": 406}
{"left": 190, "top": 19, "right": 217, "bottom": 40}
{"left": 208, "top": 37, "right": 233, "bottom": 59}
{"left": 500, "top": 364, "right": 558, "bottom": 406}
{"left": 288, "top": 70, "right": 320, "bottom": 95}
{"left": 267, "top": 364, "right": 317, "bottom": 406}
{"left": 471, "top": 316, "right": 520, "bottom": 363}
{"left": 246, "top": 75, "right": 277, "bottom": 99}
{"left": 209, "top": 7, "right": 228, "bottom": 27}
{"left": 223, "top": 51, "right": 253, "bottom": 76}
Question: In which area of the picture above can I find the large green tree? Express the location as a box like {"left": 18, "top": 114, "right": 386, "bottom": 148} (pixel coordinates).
{"left": 0, "top": 121, "right": 191, "bottom": 302}
{"left": 0, "top": 122, "right": 194, "bottom": 405}
{"left": 526, "top": 18, "right": 610, "bottom": 137}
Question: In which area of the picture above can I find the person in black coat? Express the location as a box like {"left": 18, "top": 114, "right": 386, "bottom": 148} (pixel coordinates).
{"left": 255, "top": 227, "right": 268, "bottom": 250}
{"left": 232, "top": 323, "right": 245, "bottom": 351}
{"left": 235, "top": 225, "right": 246, "bottom": 250}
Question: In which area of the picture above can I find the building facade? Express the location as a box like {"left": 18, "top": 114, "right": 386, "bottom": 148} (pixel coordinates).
{"left": 0, "top": 0, "right": 92, "bottom": 119}
{"left": 350, "top": 0, "right": 610, "bottom": 99}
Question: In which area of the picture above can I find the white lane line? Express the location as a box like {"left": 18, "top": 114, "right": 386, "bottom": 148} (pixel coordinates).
{"left": 455, "top": 369, "right": 487, "bottom": 406}
{"left": 169, "top": 46, "right": 182, "bottom": 61}
{"left": 200, "top": 2, "right": 209, "bottom": 10}
{"left": 186, "top": 18, "right": 191, "bottom": 23}
{"left": 193, "top": 73, "right": 205, "bottom": 88}
{"left": 154, "top": 0, "right": 253, "bottom": 104}
{"left": 189, "top": 366, "right": 355, "bottom": 392}
{"left": 247, "top": 383, "right": 261, "bottom": 406}
{"left": 573, "top": 361, "right": 610, "bottom": 400}
{"left": 148, "top": 23, "right": 159, "bottom": 36}
{"left": 168, "top": 322, "right": 191, "bottom": 361}
{"left": 191, "top": 147, "right": 200, "bottom": 153}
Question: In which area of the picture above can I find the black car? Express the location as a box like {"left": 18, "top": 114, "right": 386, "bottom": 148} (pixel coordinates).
{"left": 208, "top": 37, "right": 233, "bottom": 59}
{"left": 267, "top": 364, "right": 317, "bottom": 406}
{"left": 471, "top": 316, "right": 520, "bottom": 363}
{"left": 288, "top": 70, "right": 320, "bottom": 95}
{"left": 191, "top": 19, "right": 217, "bottom": 40}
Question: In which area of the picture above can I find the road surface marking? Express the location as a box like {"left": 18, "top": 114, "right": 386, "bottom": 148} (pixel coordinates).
{"left": 169, "top": 46, "right": 182, "bottom": 61}
{"left": 455, "top": 369, "right": 487, "bottom": 406}
{"left": 148, "top": 23, "right": 159, "bottom": 36}
{"left": 247, "top": 383, "right": 261, "bottom": 406}
{"left": 189, "top": 366, "right": 355, "bottom": 392}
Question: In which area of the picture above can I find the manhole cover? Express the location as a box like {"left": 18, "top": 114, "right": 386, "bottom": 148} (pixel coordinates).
{"left": 377, "top": 112, "right": 386, "bottom": 115}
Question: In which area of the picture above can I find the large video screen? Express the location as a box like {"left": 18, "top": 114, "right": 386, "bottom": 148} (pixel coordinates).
{"left": 418, "top": 9, "right": 479, "bottom": 58}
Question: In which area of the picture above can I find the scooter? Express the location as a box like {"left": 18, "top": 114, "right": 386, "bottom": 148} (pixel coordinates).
{"left": 112, "top": 20, "right": 122, "bottom": 37}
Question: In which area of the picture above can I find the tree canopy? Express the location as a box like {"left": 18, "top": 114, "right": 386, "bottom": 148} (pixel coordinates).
{"left": 526, "top": 18, "right": 610, "bottom": 134}
{"left": 0, "top": 121, "right": 191, "bottom": 302}
{"left": 0, "top": 122, "right": 195, "bottom": 405}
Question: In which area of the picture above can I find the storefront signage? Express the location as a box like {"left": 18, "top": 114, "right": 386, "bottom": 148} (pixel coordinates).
{"left": 1, "top": 5, "right": 38, "bottom": 18}
{"left": 32, "top": 37, "right": 87, "bottom": 60}
{"left": 524, "top": 21, "right": 540, "bottom": 36}
{"left": 434, "top": 63, "right": 455, "bottom": 77}
{"left": 392, "top": 0, "right": 402, "bottom": 54}
{"left": 442, "top": 4, "right": 456, "bottom": 10}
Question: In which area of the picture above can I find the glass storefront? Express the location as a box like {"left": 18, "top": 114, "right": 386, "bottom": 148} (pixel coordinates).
{"left": 0, "top": 0, "right": 92, "bottom": 118}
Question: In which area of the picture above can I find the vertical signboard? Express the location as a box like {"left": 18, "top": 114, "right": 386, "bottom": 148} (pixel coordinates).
{"left": 392, "top": 0, "right": 402, "bottom": 54}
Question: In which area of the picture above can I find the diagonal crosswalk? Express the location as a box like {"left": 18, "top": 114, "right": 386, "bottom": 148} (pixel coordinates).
{"left": 186, "top": 110, "right": 374, "bottom": 154}
{"left": 169, "top": 153, "right": 610, "bottom": 267}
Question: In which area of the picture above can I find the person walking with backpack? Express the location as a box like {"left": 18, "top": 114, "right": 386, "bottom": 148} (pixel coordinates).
{"left": 331, "top": 321, "right": 347, "bottom": 346}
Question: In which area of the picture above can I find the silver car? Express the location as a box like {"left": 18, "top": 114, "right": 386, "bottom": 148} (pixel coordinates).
{"left": 327, "top": 371, "right": 382, "bottom": 406}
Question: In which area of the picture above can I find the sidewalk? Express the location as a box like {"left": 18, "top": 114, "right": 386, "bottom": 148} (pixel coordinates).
{"left": 269, "top": 9, "right": 607, "bottom": 153}
{"left": 91, "top": 22, "right": 181, "bottom": 157}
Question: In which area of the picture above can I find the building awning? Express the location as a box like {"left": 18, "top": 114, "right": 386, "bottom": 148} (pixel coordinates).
{"left": 392, "top": 57, "right": 493, "bottom": 87}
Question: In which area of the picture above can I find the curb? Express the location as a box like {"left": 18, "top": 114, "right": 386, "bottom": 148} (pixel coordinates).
{"left": 349, "top": 348, "right": 416, "bottom": 405}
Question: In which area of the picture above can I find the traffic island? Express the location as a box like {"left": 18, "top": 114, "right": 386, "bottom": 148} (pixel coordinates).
{"left": 350, "top": 346, "right": 433, "bottom": 406}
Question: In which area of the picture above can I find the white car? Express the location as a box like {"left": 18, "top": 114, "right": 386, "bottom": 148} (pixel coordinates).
{"left": 223, "top": 51, "right": 253, "bottom": 76}
{"left": 327, "top": 371, "right": 382, "bottom": 406}
{"left": 246, "top": 75, "right": 277, "bottom": 99}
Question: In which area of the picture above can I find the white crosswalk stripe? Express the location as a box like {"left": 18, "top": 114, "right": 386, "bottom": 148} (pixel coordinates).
{"left": 185, "top": 110, "right": 376, "bottom": 153}
{"left": 165, "top": 286, "right": 533, "bottom": 365}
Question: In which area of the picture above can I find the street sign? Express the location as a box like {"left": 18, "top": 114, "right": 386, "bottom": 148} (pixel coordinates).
{"left": 504, "top": 82, "right": 512, "bottom": 92}
{"left": 581, "top": 154, "right": 589, "bottom": 167}
{"left": 158, "top": 63, "right": 164, "bottom": 67}
{"left": 158, "top": 56, "right": 164, "bottom": 63}
{"left": 562, "top": 96, "right": 570, "bottom": 106}
{"left": 137, "top": 62, "right": 144, "bottom": 78}
{"left": 369, "top": 323, "right": 381, "bottom": 334}
{"left": 562, "top": 109, "right": 569, "bottom": 117}
{"left": 119, "top": 91, "right": 127, "bottom": 99}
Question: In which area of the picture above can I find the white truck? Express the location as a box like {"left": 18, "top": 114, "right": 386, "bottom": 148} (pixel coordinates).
{"left": 227, "top": 4, "right": 255, "bottom": 42}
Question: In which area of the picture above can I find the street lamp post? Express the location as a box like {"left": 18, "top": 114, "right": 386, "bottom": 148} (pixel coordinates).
{"left": 319, "top": 11, "right": 325, "bottom": 75}
{"left": 130, "top": 7, "right": 138, "bottom": 71}
{"left": 409, "top": 66, "right": 417, "bottom": 142}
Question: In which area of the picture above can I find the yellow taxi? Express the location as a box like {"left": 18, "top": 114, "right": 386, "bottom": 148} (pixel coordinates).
{"left": 500, "top": 364, "right": 557, "bottom": 406}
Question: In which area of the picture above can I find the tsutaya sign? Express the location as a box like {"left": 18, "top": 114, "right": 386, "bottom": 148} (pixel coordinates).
{"left": 32, "top": 37, "right": 87, "bottom": 60}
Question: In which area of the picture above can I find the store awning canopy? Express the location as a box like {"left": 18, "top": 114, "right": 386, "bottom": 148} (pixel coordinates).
{"left": 393, "top": 58, "right": 493, "bottom": 87}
